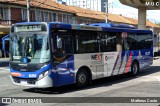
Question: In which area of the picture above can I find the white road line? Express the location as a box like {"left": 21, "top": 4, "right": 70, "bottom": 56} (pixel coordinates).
{"left": 142, "top": 76, "right": 160, "bottom": 81}
{"left": 0, "top": 68, "right": 9, "bottom": 70}
{"left": 0, "top": 68, "right": 10, "bottom": 73}
{"left": 0, "top": 84, "right": 10, "bottom": 88}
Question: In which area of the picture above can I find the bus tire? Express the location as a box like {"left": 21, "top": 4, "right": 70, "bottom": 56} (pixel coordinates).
{"left": 130, "top": 61, "right": 139, "bottom": 76}
{"left": 76, "top": 69, "right": 89, "bottom": 88}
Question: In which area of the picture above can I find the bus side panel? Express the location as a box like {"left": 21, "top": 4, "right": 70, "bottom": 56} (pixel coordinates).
{"left": 55, "top": 56, "right": 75, "bottom": 86}
{"left": 74, "top": 53, "right": 98, "bottom": 80}
{"left": 104, "top": 52, "right": 121, "bottom": 76}
{"left": 104, "top": 51, "right": 131, "bottom": 76}
{"left": 137, "top": 49, "right": 153, "bottom": 69}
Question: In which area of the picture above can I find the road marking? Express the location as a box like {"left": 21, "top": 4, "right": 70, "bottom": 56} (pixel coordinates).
{"left": 0, "top": 68, "right": 10, "bottom": 73}
{"left": 0, "top": 84, "right": 10, "bottom": 88}
{"left": 0, "top": 68, "right": 9, "bottom": 70}
{"left": 142, "top": 76, "right": 160, "bottom": 81}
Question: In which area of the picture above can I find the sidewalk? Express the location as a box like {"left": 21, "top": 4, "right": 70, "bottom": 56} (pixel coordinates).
{"left": 0, "top": 58, "right": 9, "bottom": 62}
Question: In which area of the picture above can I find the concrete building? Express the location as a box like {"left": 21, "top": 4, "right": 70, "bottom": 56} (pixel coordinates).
{"left": 55, "top": 0, "right": 107, "bottom": 12}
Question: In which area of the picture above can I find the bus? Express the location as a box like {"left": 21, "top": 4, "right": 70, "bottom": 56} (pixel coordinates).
{"left": 9, "top": 22, "right": 153, "bottom": 88}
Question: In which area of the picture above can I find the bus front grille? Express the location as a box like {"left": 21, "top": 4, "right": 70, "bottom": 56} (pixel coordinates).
{"left": 12, "top": 76, "right": 37, "bottom": 85}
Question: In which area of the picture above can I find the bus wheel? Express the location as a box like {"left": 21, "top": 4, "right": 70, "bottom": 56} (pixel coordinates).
{"left": 130, "top": 61, "right": 139, "bottom": 76}
{"left": 76, "top": 69, "right": 89, "bottom": 88}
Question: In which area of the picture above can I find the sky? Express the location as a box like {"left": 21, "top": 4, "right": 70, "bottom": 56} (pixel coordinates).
{"left": 61, "top": 0, "right": 160, "bottom": 24}
{"left": 108, "top": 0, "right": 160, "bottom": 24}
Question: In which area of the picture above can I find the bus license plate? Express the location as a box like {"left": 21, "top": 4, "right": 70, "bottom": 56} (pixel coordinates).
{"left": 20, "top": 80, "right": 27, "bottom": 85}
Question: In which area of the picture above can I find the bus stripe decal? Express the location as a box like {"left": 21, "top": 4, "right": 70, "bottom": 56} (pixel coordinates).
{"left": 117, "top": 52, "right": 125, "bottom": 74}
{"left": 111, "top": 52, "right": 120, "bottom": 75}
{"left": 124, "top": 52, "right": 132, "bottom": 73}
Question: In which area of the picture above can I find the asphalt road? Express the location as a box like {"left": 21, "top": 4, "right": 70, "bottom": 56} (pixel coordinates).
{"left": 0, "top": 59, "right": 160, "bottom": 106}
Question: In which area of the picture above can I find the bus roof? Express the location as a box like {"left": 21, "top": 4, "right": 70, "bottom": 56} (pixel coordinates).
{"left": 13, "top": 22, "right": 153, "bottom": 34}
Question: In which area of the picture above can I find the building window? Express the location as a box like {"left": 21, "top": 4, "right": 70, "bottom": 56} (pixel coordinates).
{"left": 36, "top": 10, "right": 42, "bottom": 22}
{"left": 68, "top": 15, "right": 72, "bottom": 24}
{"left": 51, "top": 13, "right": 58, "bottom": 22}
{"left": 72, "top": 17, "right": 76, "bottom": 24}
{"left": 0, "top": 7, "right": 9, "bottom": 20}
{"left": 43, "top": 12, "right": 49, "bottom": 22}
{"left": 62, "top": 14, "right": 67, "bottom": 23}
{"left": 22, "top": 9, "right": 27, "bottom": 21}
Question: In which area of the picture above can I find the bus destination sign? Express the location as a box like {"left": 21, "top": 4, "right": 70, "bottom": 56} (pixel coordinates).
{"left": 15, "top": 25, "right": 42, "bottom": 32}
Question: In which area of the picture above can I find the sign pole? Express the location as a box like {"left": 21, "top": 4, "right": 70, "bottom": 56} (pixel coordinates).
{"left": 27, "top": 0, "right": 30, "bottom": 22}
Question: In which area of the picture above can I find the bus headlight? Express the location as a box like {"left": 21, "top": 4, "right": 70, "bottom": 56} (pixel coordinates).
{"left": 38, "top": 70, "right": 50, "bottom": 80}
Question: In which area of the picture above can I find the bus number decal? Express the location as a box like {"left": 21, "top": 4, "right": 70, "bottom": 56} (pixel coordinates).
{"left": 29, "top": 74, "right": 37, "bottom": 78}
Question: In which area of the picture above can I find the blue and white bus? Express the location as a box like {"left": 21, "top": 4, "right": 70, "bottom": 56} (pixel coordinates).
{"left": 9, "top": 22, "right": 153, "bottom": 88}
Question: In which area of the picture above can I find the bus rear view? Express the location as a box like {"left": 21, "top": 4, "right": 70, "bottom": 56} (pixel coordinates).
{"left": 10, "top": 22, "right": 52, "bottom": 87}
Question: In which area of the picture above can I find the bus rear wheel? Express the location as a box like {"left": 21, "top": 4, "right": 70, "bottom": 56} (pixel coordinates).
{"left": 76, "top": 69, "right": 89, "bottom": 88}
{"left": 130, "top": 61, "right": 139, "bottom": 76}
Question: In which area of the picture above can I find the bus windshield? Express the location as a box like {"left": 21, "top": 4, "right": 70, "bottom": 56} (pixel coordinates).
{"left": 10, "top": 34, "right": 50, "bottom": 64}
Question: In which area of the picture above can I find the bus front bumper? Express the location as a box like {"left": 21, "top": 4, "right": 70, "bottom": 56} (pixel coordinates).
{"left": 10, "top": 75, "right": 53, "bottom": 88}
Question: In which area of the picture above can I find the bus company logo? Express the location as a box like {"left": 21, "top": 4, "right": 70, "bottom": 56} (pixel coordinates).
{"left": 91, "top": 54, "right": 103, "bottom": 61}
{"left": 105, "top": 55, "right": 114, "bottom": 61}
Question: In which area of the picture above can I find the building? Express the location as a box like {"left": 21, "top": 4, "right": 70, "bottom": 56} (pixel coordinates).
{"left": 55, "top": 0, "right": 107, "bottom": 12}
{"left": 54, "top": 0, "right": 66, "bottom": 4}
{"left": 0, "top": 0, "right": 159, "bottom": 34}
{"left": 0, "top": 0, "right": 160, "bottom": 57}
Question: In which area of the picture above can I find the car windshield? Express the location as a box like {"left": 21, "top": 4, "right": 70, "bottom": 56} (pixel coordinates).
{"left": 10, "top": 34, "right": 50, "bottom": 64}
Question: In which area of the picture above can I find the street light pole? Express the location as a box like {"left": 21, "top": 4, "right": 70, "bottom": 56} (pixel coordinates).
{"left": 27, "top": 0, "right": 30, "bottom": 22}
{"left": 104, "top": 1, "right": 108, "bottom": 23}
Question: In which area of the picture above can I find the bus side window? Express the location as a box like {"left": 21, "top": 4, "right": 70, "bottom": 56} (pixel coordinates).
{"left": 116, "top": 33, "right": 122, "bottom": 51}
{"left": 123, "top": 38, "right": 129, "bottom": 51}
{"left": 75, "top": 30, "right": 99, "bottom": 54}
{"left": 99, "top": 32, "right": 117, "bottom": 52}
{"left": 126, "top": 33, "right": 137, "bottom": 50}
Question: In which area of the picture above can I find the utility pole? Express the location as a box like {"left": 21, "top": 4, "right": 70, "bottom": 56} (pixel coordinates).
{"left": 104, "top": 1, "right": 108, "bottom": 23}
{"left": 27, "top": 0, "right": 30, "bottom": 22}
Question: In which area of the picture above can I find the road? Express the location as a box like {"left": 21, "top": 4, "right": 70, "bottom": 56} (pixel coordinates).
{"left": 0, "top": 58, "right": 160, "bottom": 106}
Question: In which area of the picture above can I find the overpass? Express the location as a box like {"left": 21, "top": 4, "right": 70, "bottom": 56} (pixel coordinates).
{"left": 119, "top": 0, "right": 160, "bottom": 29}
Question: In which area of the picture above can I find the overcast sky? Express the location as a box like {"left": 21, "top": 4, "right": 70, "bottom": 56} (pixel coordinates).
{"left": 109, "top": 0, "right": 160, "bottom": 23}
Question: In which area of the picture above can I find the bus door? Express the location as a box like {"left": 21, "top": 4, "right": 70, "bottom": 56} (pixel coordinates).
{"left": 51, "top": 29, "right": 75, "bottom": 86}
{"left": 91, "top": 53, "right": 104, "bottom": 78}
{"left": 101, "top": 32, "right": 119, "bottom": 76}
